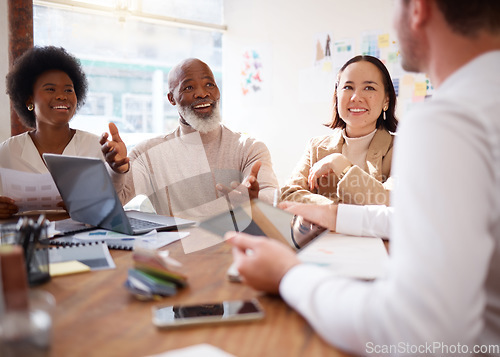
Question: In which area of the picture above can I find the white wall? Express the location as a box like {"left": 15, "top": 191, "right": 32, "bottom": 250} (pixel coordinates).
{"left": 222, "top": 0, "right": 396, "bottom": 184}
{"left": 0, "top": 0, "right": 10, "bottom": 141}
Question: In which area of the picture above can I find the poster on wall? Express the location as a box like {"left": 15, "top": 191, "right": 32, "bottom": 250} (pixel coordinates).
{"left": 240, "top": 45, "right": 272, "bottom": 104}
{"left": 332, "top": 38, "right": 355, "bottom": 75}
{"left": 314, "top": 32, "right": 333, "bottom": 63}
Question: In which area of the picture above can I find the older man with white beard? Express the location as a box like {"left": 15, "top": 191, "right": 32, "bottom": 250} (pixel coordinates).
{"left": 100, "top": 58, "right": 279, "bottom": 221}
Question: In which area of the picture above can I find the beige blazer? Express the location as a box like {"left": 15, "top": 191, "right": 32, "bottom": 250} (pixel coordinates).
{"left": 281, "top": 128, "right": 394, "bottom": 205}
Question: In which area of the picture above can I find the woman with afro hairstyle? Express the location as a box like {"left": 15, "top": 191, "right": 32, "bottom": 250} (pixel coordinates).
{"left": 0, "top": 46, "right": 106, "bottom": 218}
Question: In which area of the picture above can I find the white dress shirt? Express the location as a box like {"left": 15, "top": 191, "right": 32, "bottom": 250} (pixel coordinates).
{"left": 280, "top": 51, "right": 500, "bottom": 356}
{"left": 336, "top": 204, "right": 392, "bottom": 239}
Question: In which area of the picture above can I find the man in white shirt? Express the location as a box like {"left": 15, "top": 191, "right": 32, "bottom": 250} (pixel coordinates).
{"left": 227, "top": 0, "right": 500, "bottom": 355}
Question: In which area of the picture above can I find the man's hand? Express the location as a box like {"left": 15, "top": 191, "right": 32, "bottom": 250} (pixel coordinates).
{"left": 308, "top": 153, "right": 351, "bottom": 190}
{"left": 100, "top": 122, "right": 130, "bottom": 174}
{"left": 0, "top": 196, "right": 18, "bottom": 219}
{"left": 279, "top": 201, "right": 338, "bottom": 231}
{"left": 226, "top": 232, "right": 301, "bottom": 294}
{"left": 216, "top": 160, "right": 261, "bottom": 202}
{"left": 242, "top": 160, "right": 261, "bottom": 200}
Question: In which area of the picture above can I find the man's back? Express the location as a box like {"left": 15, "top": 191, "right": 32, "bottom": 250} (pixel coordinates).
{"left": 391, "top": 50, "right": 500, "bottom": 349}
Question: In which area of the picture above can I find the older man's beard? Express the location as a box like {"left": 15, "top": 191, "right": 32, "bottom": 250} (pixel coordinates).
{"left": 178, "top": 101, "right": 222, "bottom": 134}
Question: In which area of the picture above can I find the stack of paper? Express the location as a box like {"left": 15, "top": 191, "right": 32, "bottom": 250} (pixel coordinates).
{"left": 297, "top": 233, "right": 389, "bottom": 280}
{"left": 124, "top": 248, "right": 188, "bottom": 300}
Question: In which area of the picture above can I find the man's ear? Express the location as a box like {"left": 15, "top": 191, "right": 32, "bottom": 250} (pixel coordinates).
{"left": 167, "top": 92, "right": 176, "bottom": 106}
{"left": 410, "top": 0, "right": 431, "bottom": 31}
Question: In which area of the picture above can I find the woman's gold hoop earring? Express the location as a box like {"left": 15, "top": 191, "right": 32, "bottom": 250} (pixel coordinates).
{"left": 27, "top": 104, "right": 34, "bottom": 111}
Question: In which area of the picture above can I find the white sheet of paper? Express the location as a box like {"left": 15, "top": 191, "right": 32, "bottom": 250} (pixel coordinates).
{"left": 0, "top": 168, "right": 61, "bottom": 211}
{"left": 297, "top": 233, "right": 389, "bottom": 280}
{"left": 146, "top": 344, "right": 236, "bottom": 357}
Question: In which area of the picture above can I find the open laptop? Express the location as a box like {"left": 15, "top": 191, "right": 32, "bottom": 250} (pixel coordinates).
{"left": 43, "top": 154, "right": 195, "bottom": 235}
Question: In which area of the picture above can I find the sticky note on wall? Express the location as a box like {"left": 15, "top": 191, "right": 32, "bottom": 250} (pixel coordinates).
{"left": 378, "top": 34, "right": 390, "bottom": 48}
{"left": 414, "top": 82, "right": 427, "bottom": 97}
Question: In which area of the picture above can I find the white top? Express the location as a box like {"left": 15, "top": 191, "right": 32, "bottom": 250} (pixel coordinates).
{"left": 341, "top": 128, "right": 377, "bottom": 170}
{"left": 0, "top": 130, "right": 105, "bottom": 194}
{"left": 280, "top": 51, "right": 500, "bottom": 355}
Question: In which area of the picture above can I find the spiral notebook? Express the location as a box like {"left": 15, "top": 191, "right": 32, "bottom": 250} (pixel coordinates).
{"left": 49, "top": 235, "right": 135, "bottom": 251}
{"left": 49, "top": 230, "right": 188, "bottom": 251}
{"left": 48, "top": 242, "right": 116, "bottom": 271}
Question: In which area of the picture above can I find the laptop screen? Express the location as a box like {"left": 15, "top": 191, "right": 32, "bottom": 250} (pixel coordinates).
{"left": 43, "top": 154, "right": 134, "bottom": 234}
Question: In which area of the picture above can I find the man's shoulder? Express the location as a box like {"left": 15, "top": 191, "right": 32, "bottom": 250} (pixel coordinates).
{"left": 220, "top": 124, "right": 262, "bottom": 145}
{"left": 218, "top": 124, "right": 273, "bottom": 157}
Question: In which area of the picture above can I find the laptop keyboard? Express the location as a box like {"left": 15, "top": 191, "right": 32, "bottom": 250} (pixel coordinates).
{"left": 128, "top": 217, "right": 166, "bottom": 231}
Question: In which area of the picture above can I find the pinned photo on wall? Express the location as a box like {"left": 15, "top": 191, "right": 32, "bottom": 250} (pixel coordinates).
{"left": 332, "top": 38, "right": 354, "bottom": 74}
{"left": 361, "top": 31, "right": 381, "bottom": 58}
{"left": 314, "top": 32, "right": 334, "bottom": 69}
{"left": 240, "top": 45, "right": 272, "bottom": 104}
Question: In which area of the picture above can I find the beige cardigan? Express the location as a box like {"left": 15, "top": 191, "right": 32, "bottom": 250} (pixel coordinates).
{"left": 281, "top": 128, "right": 394, "bottom": 205}
{"left": 111, "top": 121, "right": 279, "bottom": 221}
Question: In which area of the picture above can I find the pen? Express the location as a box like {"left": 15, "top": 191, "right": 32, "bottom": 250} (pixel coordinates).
{"left": 224, "top": 194, "right": 239, "bottom": 232}
{"left": 273, "top": 188, "right": 279, "bottom": 207}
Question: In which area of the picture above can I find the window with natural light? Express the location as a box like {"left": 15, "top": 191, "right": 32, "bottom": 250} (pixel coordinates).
{"left": 33, "top": 0, "right": 224, "bottom": 149}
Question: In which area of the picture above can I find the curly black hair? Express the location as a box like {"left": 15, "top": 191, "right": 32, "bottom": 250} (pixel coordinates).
{"left": 5, "top": 46, "right": 88, "bottom": 128}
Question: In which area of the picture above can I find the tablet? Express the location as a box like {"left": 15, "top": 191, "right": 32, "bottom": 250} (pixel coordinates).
{"left": 199, "top": 199, "right": 328, "bottom": 251}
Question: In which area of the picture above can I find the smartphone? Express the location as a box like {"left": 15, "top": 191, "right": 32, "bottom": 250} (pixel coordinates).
{"left": 152, "top": 298, "right": 264, "bottom": 328}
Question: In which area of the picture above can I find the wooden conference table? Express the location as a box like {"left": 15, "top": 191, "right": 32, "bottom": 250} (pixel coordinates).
{"left": 27, "top": 213, "right": 351, "bottom": 357}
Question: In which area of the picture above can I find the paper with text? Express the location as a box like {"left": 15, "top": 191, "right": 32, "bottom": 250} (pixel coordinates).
{"left": 0, "top": 168, "right": 61, "bottom": 211}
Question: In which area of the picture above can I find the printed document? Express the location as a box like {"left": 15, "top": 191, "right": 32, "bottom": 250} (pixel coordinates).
{"left": 0, "top": 168, "right": 61, "bottom": 211}
{"left": 297, "top": 233, "right": 389, "bottom": 280}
